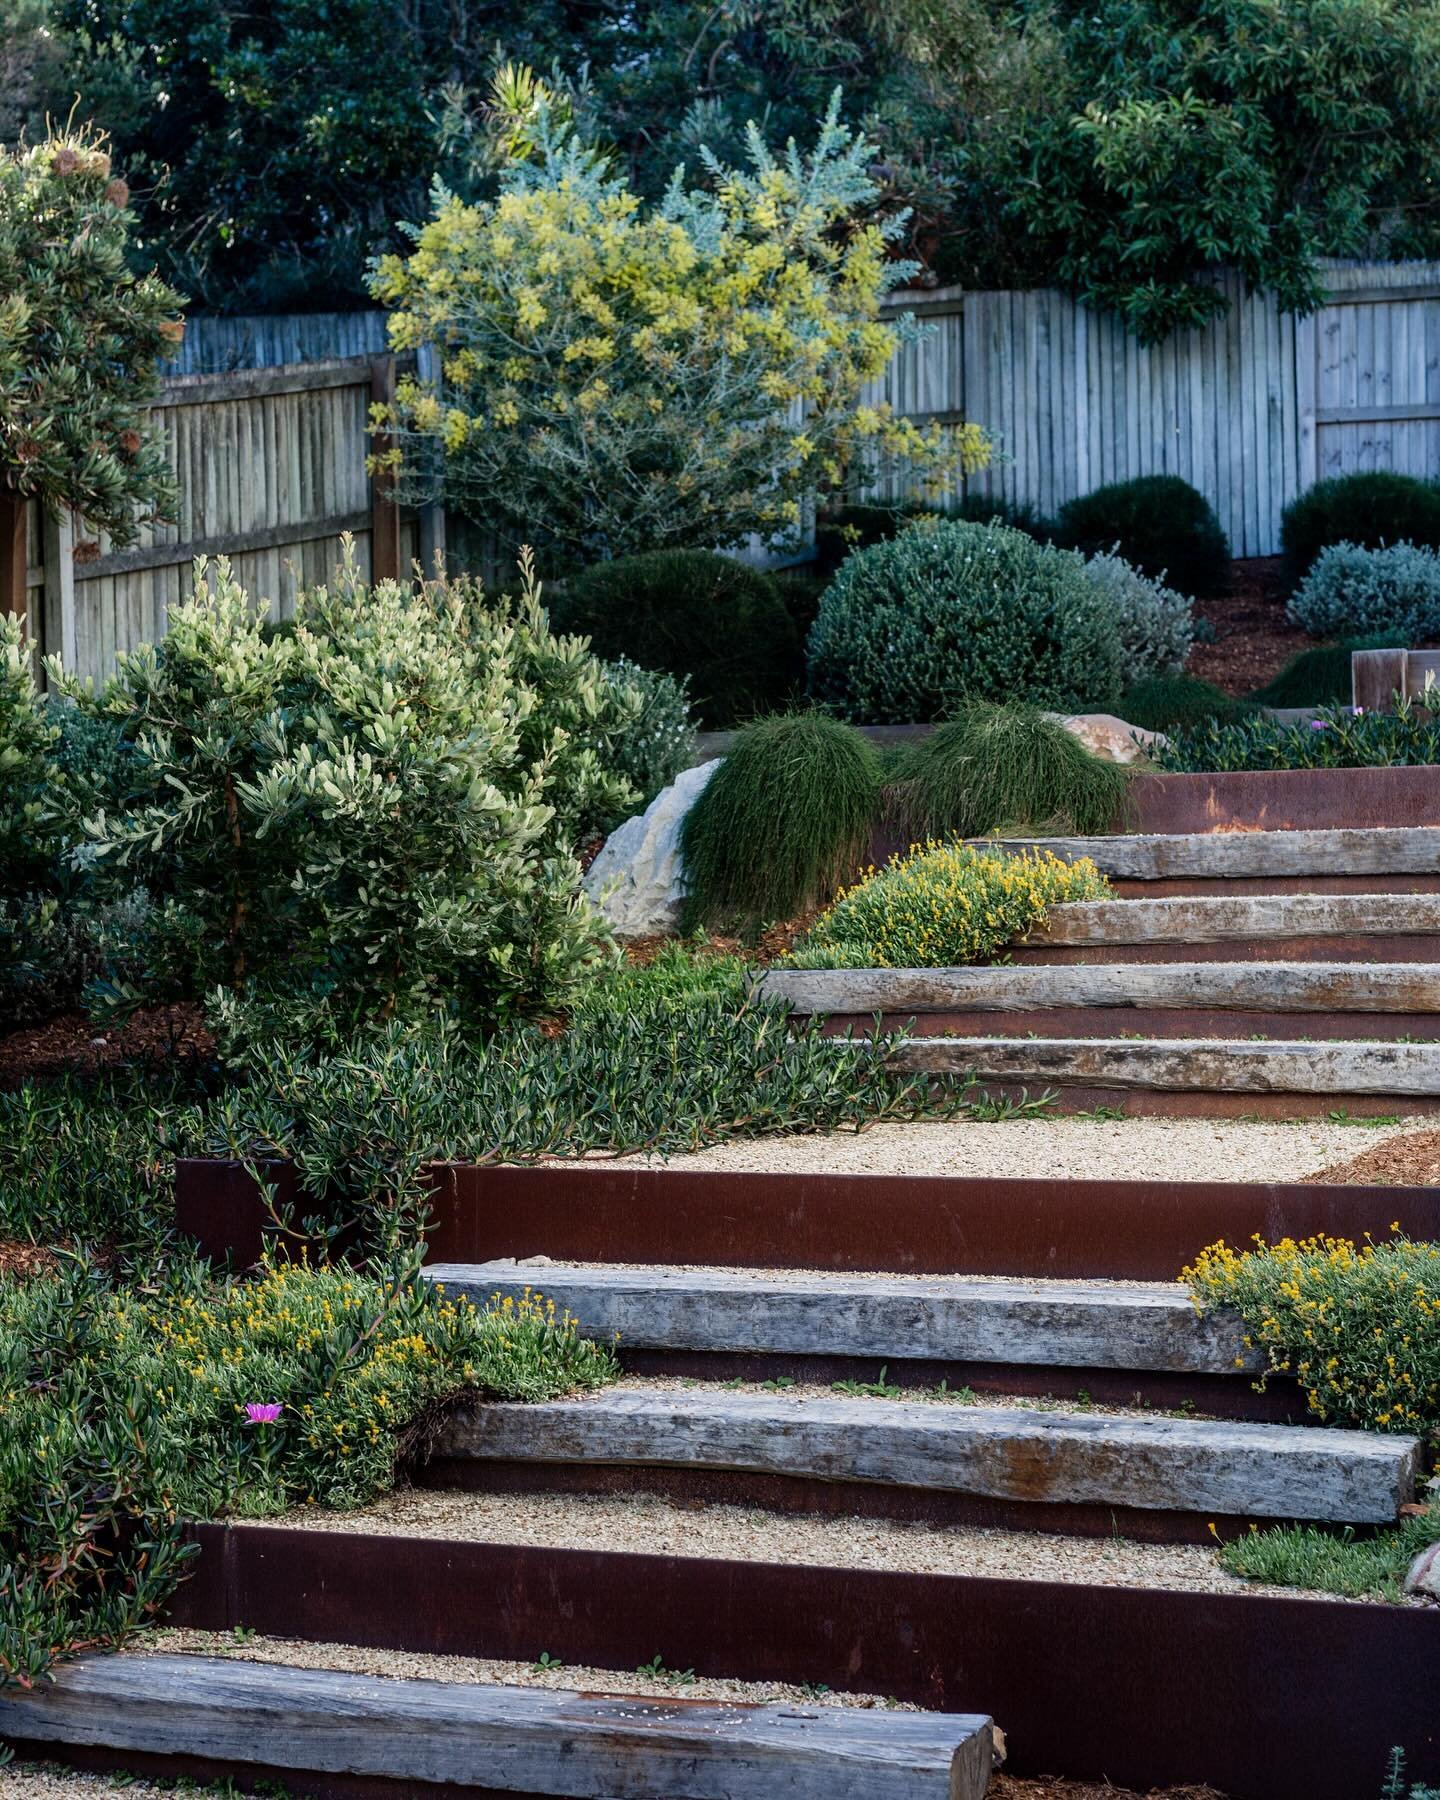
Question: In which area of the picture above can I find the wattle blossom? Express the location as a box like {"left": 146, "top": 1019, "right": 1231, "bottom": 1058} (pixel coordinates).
{"left": 244, "top": 1402, "right": 283, "bottom": 1424}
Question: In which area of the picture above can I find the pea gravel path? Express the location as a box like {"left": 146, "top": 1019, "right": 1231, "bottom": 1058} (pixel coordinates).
{"left": 277, "top": 1486, "right": 1353, "bottom": 1602}
{"left": 612, "top": 1118, "right": 1411, "bottom": 1184}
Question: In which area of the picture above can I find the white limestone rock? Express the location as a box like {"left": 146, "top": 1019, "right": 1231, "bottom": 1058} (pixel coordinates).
{"left": 584, "top": 759, "right": 718, "bottom": 939}
{"left": 1045, "top": 712, "right": 1169, "bottom": 765}
{"left": 1404, "top": 1537, "right": 1440, "bottom": 1601}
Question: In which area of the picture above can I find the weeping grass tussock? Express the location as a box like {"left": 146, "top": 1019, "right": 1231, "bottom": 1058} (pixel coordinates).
{"left": 1218, "top": 1510, "right": 1436, "bottom": 1603}
{"left": 886, "top": 705, "right": 1130, "bottom": 841}
{"left": 792, "top": 842, "right": 1111, "bottom": 969}
{"left": 680, "top": 712, "right": 881, "bottom": 929}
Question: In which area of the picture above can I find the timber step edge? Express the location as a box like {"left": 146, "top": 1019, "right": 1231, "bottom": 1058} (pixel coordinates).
{"left": 976, "top": 827, "right": 1440, "bottom": 880}
{"left": 426, "top": 1262, "right": 1260, "bottom": 1376}
{"left": 0, "top": 1653, "right": 996, "bottom": 1800}
{"left": 431, "top": 1387, "right": 1421, "bottom": 1525}
{"left": 1027, "top": 893, "right": 1440, "bottom": 948}
{"left": 759, "top": 960, "right": 1440, "bottom": 1017}
{"left": 884, "top": 1035, "right": 1440, "bottom": 1095}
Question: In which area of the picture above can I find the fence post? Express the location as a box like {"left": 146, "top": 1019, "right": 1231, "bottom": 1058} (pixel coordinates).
{"left": 42, "top": 505, "right": 77, "bottom": 678}
{"left": 369, "top": 354, "right": 402, "bottom": 584}
{"left": 0, "top": 490, "right": 28, "bottom": 627}
{"left": 415, "top": 342, "right": 446, "bottom": 578}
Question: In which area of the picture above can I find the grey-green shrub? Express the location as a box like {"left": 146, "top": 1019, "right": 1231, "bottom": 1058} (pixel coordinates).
{"left": 600, "top": 658, "right": 695, "bottom": 827}
{"left": 1081, "top": 551, "right": 1193, "bottom": 681}
{"left": 806, "top": 521, "right": 1123, "bottom": 722}
{"left": 1288, "top": 541, "right": 1440, "bottom": 641}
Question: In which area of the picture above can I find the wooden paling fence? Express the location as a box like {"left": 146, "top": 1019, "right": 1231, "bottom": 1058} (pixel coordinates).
{"left": 1, "top": 349, "right": 438, "bottom": 687}
{"left": 3, "top": 257, "right": 1439, "bottom": 680}
{"left": 872, "top": 257, "right": 1440, "bottom": 558}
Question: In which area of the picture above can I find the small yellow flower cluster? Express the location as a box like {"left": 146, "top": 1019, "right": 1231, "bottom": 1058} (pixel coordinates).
{"left": 799, "top": 841, "right": 1110, "bottom": 968}
{"left": 1184, "top": 1232, "right": 1440, "bottom": 1438}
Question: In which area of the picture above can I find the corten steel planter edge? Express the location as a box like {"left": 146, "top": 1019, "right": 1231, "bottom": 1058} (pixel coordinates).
{"left": 175, "top": 1158, "right": 1440, "bottom": 1281}
{"left": 158, "top": 1521, "right": 1439, "bottom": 1800}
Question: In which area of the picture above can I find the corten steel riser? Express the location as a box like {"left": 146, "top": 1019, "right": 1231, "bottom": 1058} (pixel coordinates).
{"left": 818, "top": 1008, "right": 1440, "bottom": 1040}
{"left": 951, "top": 1084, "right": 1440, "bottom": 1119}
{"left": 1011, "top": 934, "right": 1440, "bottom": 964}
{"left": 613, "top": 1348, "right": 1305, "bottom": 1422}
{"left": 174, "top": 1160, "right": 1440, "bottom": 1279}
{"left": 154, "top": 1523, "right": 1439, "bottom": 1800}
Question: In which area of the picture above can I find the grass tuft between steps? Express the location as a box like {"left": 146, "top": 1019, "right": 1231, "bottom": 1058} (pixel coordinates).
{"left": 1219, "top": 1509, "right": 1435, "bottom": 1602}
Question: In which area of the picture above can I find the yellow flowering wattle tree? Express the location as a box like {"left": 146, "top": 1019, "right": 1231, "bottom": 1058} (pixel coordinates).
{"left": 369, "top": 84, "right": 987, "bottom": 565}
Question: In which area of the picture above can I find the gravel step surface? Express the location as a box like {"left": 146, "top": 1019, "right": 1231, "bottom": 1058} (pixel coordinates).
{"left": 611, "top": 1117, "right": 1411, "bottom": 1183}
{"left": 273, "top": 1486, "right": 1393, "bottom": 1602}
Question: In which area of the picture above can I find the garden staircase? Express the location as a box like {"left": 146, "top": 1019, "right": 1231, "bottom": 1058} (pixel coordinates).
{"left": 419, "top": 1260, "right": 1420, "bottom": 1542}
{"left": 758, "top": 823, "right": 1440, "bottom": 1115}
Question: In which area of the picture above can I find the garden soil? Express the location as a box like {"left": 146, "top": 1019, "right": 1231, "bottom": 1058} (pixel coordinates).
{"left": 0, "top": 1003, "right": 210, "bottom": 1086}
{"left": 1303, "top": 1128, "right": 1440, "bottom": 1186}
{"left": 1185, "top": 559, "right": 1310, "bottom": 695}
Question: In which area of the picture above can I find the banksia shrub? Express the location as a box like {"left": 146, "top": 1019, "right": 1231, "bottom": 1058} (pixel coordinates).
{"left": 0, "top": 126, "right": 183, "bottom": 543}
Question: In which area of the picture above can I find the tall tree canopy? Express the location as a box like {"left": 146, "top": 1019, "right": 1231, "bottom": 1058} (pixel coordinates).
{"left": 9, "top": 0, "right": 1440, "bottom": 335}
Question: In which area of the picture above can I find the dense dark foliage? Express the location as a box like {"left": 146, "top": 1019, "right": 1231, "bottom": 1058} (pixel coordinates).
{"left": 550, "top": 551, "right": 801, "bottom": 728}
{"left": 1280, "top": 473, "right": 1440, "bottom": 580}
{"left": 1054, "top": 476, "right": 1230, "bottom": 598}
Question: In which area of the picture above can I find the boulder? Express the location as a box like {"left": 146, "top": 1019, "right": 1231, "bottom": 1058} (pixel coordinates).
{"left": 584, "top": 759, "right": 718, "bottom": 939}
{"left": 1404, "top": 1538, "right": 1440, "bottom": 1601}
{"left": 1046, "top": 712, "right": 1168, "bottom": 765}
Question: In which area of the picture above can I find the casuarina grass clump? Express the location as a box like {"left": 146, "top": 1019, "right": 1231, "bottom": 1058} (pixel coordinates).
{"left": 886, "top": 704, "right": 1130, "bottom": 841}
{"left": 680, "top": 711, "right": 881, "bottom": 930}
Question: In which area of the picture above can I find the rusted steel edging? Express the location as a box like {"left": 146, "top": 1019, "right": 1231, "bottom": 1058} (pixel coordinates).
{"left": 175, "top": 1160, "right": 1440, "bottom": 1280}
{"left": 161, "top": 1523, "right": 1439, "bottom": 1800}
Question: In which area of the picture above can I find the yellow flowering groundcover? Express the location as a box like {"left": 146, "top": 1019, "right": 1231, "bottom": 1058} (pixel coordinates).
{"left": 791, "top": 841, "right": 1110, "bottom": 968}
{"left": 1185, "top": 1233, "right": 1440, "bottom": 1439}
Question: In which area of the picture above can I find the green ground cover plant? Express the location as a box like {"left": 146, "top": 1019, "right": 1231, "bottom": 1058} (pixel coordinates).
{"left": 680, "top": 713, "right": 881, "bottom": 931}
{"left": 1282, "top": 473, "right": 1440, "bottom": 580}
{"left": 1151, "top": 703, "right": 1440, "bottom": 773}
{"left": 550, "top": 550, "right": 800, "bottom": 729}
{"left": 791, "top": 842, "right": 1110, "bottom": 970}
{"left": 1054, "top": 476, "right": 1229, "bottom": 598}
{"left": 885, "top": 705, "right": 1129, "bottom": 843}
{"left": 1217, "top": 1510, "right": 1436, "bottom": 1603}
{"left": 0, "top": 1255, "right": 614, "bottom": 1687}
{"left": 1249, "top": 636, "right": 1409, "bottom": 709}
{"left": 807, "top": 520, "right": 1122, "bottom": 722}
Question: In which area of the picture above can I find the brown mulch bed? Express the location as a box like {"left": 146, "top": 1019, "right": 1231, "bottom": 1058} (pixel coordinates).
{"left": 0, "top": 1240, "right": 59, "bottom": 1280}
{"left": 991, "top": 1780, "right": 1226, "bottom": 1800}
{"left": 1303, "top": 1128, "right": 1440, "bottom": 1187}
{"left": 622, "top": 915, "right": 817, "bottom": 968}
{"left": 0, "top": 1003, "right": 212, "bottom": 1087}
{"left": 1185, "top": 559, "right": 1312, "bottom": 697}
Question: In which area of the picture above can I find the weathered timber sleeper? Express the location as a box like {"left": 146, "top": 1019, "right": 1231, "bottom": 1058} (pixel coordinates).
{"left": 1027, "top": 894, "right": 1440, "bottom": 947}
{"left": 427, "top": 1263, "right": 1259, "bottom": 1375}
{"left": 758, "top": 961, "right": 1440, "bottom": 1016}
{"left": 974, "top": 827, "right": 1440, "bottom": 880}
{"left": 886, "top": 1036, "right": 1440, "bottom": 1095}
{"left": 433, "top": 1388, "right": 1420, "bottom": 1524}
{"left": 0, "top": 1653, "right": 996, "bottom": 1800}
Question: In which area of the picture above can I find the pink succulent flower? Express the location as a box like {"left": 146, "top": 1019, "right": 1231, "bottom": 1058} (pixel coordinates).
{"left": 244, "top": 1402, "right": 283, "bottom": 1424}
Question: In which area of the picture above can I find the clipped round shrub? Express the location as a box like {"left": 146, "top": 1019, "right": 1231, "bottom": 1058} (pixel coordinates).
{"left": 793, "top": 842, "right": 1111, "bottom": 969}
{"left": 1080, "top": 551, "right": 1193, "bottom": 681}
{"left": 888, "top": 704, "right": 1128, "bottom": 840}
{"left": 1288, "top": 542, "right": 1440, "bottom": 642}
{"left": 680, "top": 711, "right": 881, "bottom": 929}
{"left": 815, "top": 494, "right": 1050, "bottom": 575}
{"left": 549, "top": 551, "right": 800, "bottom": 728}
{"left": 1281, "top": 473, "right": 1440, "bottom": 580}
{"left": 1055, "top": 476, "right": 1230, "bottom": 598}
{"left": 806, "top": 521, "right": 1122, "bottom": 722}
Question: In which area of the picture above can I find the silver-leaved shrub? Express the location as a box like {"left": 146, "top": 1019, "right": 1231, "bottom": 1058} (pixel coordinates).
{"left": 1288, "top": 540, "right": 1440, "bottom": 640}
